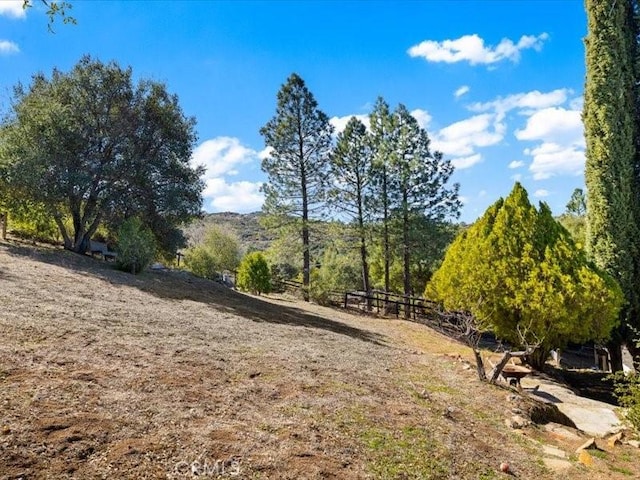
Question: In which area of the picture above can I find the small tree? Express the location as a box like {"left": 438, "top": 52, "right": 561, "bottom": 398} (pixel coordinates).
{"left": 115, "top": 218, "right": 156, "bottom": 275}
{"left": 184, "top": 226, "right": 240, "bottom": 280}
{"left": 237, "top": 252, "right": 271, "bottom": 295}
{"left": 426, "top": 183, "right": 624, "bottom": 370}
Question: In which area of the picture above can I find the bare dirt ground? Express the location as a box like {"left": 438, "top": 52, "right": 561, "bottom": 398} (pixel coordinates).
{"left": 1, "top": 239, "right": 639, "bottom": 479}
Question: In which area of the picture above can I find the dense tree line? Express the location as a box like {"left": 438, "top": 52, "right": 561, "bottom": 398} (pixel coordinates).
{"left": 260, "top": 74, "right": 460, "bottom": 306}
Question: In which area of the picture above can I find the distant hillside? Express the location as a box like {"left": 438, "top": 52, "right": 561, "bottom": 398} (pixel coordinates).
{"left": 183, "top": 211, "right": 275, "bottom": 253}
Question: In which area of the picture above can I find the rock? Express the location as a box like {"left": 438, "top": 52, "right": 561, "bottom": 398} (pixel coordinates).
{"left": 607, "top": 431, "right": 624, "bottom": 448}
{"left": 499, "top": 462, "right": 510, "bottom": 473}
{"left": 505, "top": 415, "right": 530, "bottom": 429}
{"left": 248, "top": 371, "right": 261, "bottom": 379}
{"left": 1, "top": 425, "right": 10, "bottom": 435}
{"left": 542, "top": 457, "right": 572, "bottom": 473}
{"left": 576, "top": 438, "right": 598, "bottom": 453}
{"left": 542, "top": 444, "right": 566, "bottom": 458}
{"left": 578, "top": 450, "right": 594, "bottom": 467}
{"left": 543, "top": 423, "right": 582, "bottom": 442}
{"left": 626, "top": 440, "right": 640, "bottom": 448}
{"left": 506, "top": 394, "right": 519, "bottom": 402}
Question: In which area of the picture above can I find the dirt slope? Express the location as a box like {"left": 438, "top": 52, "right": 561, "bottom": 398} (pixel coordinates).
{"left": 0, "top": 240, "right": 637, "bottom": 479}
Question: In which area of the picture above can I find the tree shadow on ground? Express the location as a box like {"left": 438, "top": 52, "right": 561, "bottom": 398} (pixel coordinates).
{"left": 2, "top": 241, "right": 386, "bottom": 346}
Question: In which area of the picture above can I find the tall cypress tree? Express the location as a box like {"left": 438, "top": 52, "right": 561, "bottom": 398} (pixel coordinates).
{"left": 584, "top": 0, "right": 640, "bottom": 370}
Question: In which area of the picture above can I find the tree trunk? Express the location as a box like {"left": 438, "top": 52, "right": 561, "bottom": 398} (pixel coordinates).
{"left": 608, "top": 339, "right": 624, "bottom": 372}
{"left": 524, "top": 347, "right": 551, "bottom": 371}
{"left": 357, "top": 210, "right": 371, "bottom": 310}
{"left": 300, "top": 158, "right": 310, "bottom": 302}
{"left": 53, "top": 213, "right": 72, "bottom": 250}
{"left": 402, "top": 191, "right": 410, "bottom": 319}
{"left": 382, "top": 166, "right": 390, "bottom": 300}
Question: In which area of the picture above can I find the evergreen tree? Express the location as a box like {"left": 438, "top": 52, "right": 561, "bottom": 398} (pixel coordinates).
{"left": 566, "top": 188, "right": 586, "bottom": 216}
{"left": 388, "top": 104, "right": 460, "bottom": 305}
{"left": 426, "top": 183, "right": 623, "bottom": 370}
{"left": 584, "top": 0, "right": 640, "bottom": 370}
{"left": 369, "top": 97, "right": 394, "bottom": 295}
{"left": 260, "top": 73, "right": 333, "bottom": 301}
{"left": 237, "top": 252, "right": 272, "bottom": 296}
{"left": 329, "top": 116, "right": 373, "bottom": 299}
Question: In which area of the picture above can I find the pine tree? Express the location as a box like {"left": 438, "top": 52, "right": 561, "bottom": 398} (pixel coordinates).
{"left": 369, "top": 97, "right": 394, "bottom": 295}
{"left": 388, "top": 105, "right": 460, "bottom": 307}
{"left": 584, "top": 0, "right": 640, "bottom": 370}
{"left": 260, "top": 73, "right": 334, "bottom": 301}
{"left": 329, "top": 116, "right": 373, "bottom": 300}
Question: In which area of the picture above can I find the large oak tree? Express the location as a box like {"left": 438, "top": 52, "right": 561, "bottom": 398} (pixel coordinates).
{"left": 0, "top": 56, "right": 203, "bottom": 255}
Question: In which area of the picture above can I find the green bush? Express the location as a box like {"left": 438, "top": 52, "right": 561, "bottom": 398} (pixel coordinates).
{"left": 237, "top": 252, "right": 271, "bottom": 295}
{"left": 115, "top": 218, "right": 156, "bottom": 274}
{"left": 309, "top": 246, "right": 360, "bottom": 305}
{"left": 612, "top": 371, "right": 640, "bottom": 430}
{"left": 184, "top": 226, "right": 240, "bottom": 280}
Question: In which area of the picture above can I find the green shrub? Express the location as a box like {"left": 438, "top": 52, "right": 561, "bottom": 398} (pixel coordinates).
{"left": 612, "top": 371, "right": 640, "bottom": 430}
{"left": 115, "top": 218, "right": 156, "bottom": 274}
{"left": 237, "top": 252, "right": 271, "bottom": 295}
{"left": 309, "top": 246, "right": 360, "bottom": 305}
{"left": 184, "top": 226, "right": 240, "bottom": 280}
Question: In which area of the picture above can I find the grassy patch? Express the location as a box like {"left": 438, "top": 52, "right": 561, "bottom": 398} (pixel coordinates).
{"left": 361, "top": 426, "right": 450, "bottom": 479}
{"left": 610, "top": 465, "right": 634, "bottom": 476}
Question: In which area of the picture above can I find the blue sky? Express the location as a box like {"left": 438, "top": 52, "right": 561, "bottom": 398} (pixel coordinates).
{"left": 1, "top": 0, "right": 587, "bottom": 223}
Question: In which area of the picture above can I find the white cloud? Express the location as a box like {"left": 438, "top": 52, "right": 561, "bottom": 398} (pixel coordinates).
{"left": 454, "top": 85, "right": 470, "bottom": 98}
{"left": 515, "top": 107, "right": 584, "bottom": 146}
{"left": 407, "top": 33, "right": 548, "bottom": 66}
{"left": 0, "top": 1, "right": 25, "bottom": 18}
{"left": 410, "top": 108, "right": 432, "bottom": 129}
{"left": 508, "top": 160, "right": 525, "bottom": 169}
{"left": 0, "top": 40, "right": 19, "bottom": 55}
{"left": 469, "top": 89, "right": 570, "bottom": 116}
{"left": 433, "top": 113, "right": 504, "bottom": 157}
{"left": 534, "top": 189, "right": 550, "bottom": 198}
{"left": 202, "top": 178, "right": 264, "bottom": 213}
{"left": 527, "top": 143, "right": 584, "bottom": 180}
{"left": 451, "top": 153, "right": 482, "bottom": 170}
{"left": 191, "top": 136, "right": 258, "bottom": 177}
{"left": 191, "top": 136, "right": 265, "bottom": 213}
{"left": 330, "top": 114, "right": 369, "bottom": 134}
{"left": 511, "top": 173, "right": 522, "bottom": 181}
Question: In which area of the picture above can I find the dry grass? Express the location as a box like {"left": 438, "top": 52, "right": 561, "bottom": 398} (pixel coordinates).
{"left": 0, "top": 239, "right": 638, "bottom": 479}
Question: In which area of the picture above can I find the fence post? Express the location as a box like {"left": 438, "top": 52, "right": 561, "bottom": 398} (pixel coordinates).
{"left": 344, "top": 292, "right": 348, "bottom": 309}
{"left": 1, "top": 212, "right": 6, "bottom": 240}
